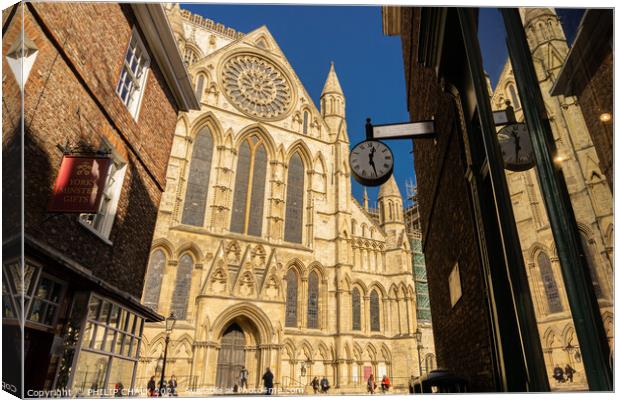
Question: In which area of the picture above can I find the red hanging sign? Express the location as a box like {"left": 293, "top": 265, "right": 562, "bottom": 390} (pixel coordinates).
{"left": 48, "top": 155, "right": 111, "bottom": 213}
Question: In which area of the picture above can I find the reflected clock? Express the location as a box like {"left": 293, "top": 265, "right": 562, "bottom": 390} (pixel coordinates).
{"left": 349, "top": 140, "right": 394, "bottom": 186}
{"left": 498, "top": 123, "right": 535, "bottom": 172}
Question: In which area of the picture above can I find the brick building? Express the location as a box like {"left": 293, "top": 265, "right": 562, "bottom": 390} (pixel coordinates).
{"left": 2, "top": 2, "right": 198, "bottom": 396}
{"left": 552, "top": 9, "right": 613, "bottom": 193}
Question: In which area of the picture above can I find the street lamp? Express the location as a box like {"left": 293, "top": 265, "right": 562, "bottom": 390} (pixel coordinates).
{"left": 159, "top": 313, "right": 177, "bottom": 396}
{"left": 415, "top": 328, "right": 424, "bottom": 377}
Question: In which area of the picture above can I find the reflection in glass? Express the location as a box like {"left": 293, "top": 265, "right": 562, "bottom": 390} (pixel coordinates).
{"left": 72, "top": 351, "right": 109, "bottom": 396}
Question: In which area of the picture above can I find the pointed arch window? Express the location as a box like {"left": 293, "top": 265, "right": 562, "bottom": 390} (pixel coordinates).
{"left": 303, "top": 111, "right": 309, "bottom": 134}
{"left": 230, "top": 135, "right": 268, "bottom": 236}
{"left": 285, "top": 269, "right": 298, "bottom": 327}
{"left": 537, "top": 252, "right": 563, "bottom": 313}
{"left": 143, "top": 250, "right": 166, "bottom": 311}
{"left": 580, "top": 234, "right": 604, "bottom": 299}
{"left": 181, "top": 127, "right": 213, "bottom": 226}
{"left": 307, "top": 271, "right": 319, "bottom": 329}
{"left": 370, "top": 290, "right": 380, "bottom": 332}
{"left": 508, "top": 84, "right": 520, "bottom": 109}
{"left": 171, "top": 254, "right": 193, "bottom": 320}
{"left": 284, "top": 153, "right": 305, "bottom": 243}
{"left": 195, "top": 75, "right": 205, "bottom": 102}
{"left": 352, "top": 287, "right": 361, "bottom": 331}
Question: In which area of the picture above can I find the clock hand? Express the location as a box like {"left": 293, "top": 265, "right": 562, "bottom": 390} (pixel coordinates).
{"left": 370, "top": 161, "right": 377, "bottom": 176}
{"left": 514, "top": 134, "right": 521, "bottom": 162}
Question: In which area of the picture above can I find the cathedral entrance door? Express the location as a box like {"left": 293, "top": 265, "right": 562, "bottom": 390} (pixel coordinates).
{"left": 216, "top": 323, "right": 246, "bottom": 389}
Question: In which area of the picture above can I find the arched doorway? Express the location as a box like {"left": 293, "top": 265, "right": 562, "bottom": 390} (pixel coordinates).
{"left": 216, "top": 323, "right": 245, "bottom": 389}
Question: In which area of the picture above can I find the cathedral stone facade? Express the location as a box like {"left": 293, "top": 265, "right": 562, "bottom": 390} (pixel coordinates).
{"left": 136, "top": 4, "right": 421, "bottom": 394}
{"left": 491, "top": 8, "right": 614, "bottom": 391}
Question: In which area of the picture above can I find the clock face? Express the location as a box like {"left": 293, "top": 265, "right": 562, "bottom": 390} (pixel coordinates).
{"left": 349, "top": 140, "right": 394, "bottom": 186}
{"left": 498, "top": 123, "right": 535, "bottom": 172}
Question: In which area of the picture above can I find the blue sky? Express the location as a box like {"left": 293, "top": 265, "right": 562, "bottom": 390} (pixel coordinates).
{"left": 181, "top": 4, "right": 582, "bottom": 206}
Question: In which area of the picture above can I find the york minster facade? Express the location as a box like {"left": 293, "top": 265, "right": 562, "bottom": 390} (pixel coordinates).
{"left": 491, "top": 8, "right": 614, "bottom": 390}
{"left": 136, "top": 4, "right": 421, "bottom": 394}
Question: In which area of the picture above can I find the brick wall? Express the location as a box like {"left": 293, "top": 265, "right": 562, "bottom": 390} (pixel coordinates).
{"left": 398, "top": 7, "right": 497, "bottom": 391}
{"left": 2, "top": 5, "right": 23, "bottom": 243}
{"left": 6, "top": 3, "right": 180, "bottom": 298}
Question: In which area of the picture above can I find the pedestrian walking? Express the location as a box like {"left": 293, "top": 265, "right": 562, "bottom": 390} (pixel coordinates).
{"left": 239, "top": 366, "right": 249, "bottom": 390}
{"left": 552, "top": 365, "right": 565, "bottom": 383}
{"left": 168, "top": 375, "right": 178, "bottom": 396}
{"left": 367, "top": 374, "right": 376, "bottom": 394}
{"left": 147, "top": 376, "right": 156, "bottom": 397}
{"left": 114, "top": 382, "right": 124, "bottom": 397}
{"left": 320, "top": 376, "right": 330, "bottom": 393}
{"left": 311, "top": 377, "right": 320, "bottom": 394}
{"left": 408, "top": 375, "right": 415, "bottom": 394}
{"left": 564, "top": 364, "right": 576, "bottom": 383}
{"left": 381, "top": 375, "right": 390, "bottom": 393}
{"left": 262, "top": 367, "right": 274, "bottom": 395}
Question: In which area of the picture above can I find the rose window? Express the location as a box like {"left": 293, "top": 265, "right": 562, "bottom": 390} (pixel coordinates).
{"left": 222, "top": 54, "right": 292, "bottom": 119}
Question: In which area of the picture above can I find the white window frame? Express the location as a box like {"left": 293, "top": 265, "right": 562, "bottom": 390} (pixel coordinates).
{"left": 79, "top": 141, "right": 127, "bottom": 242}
{"left": 115, "top": 27, "right": 150, "bottom": 120}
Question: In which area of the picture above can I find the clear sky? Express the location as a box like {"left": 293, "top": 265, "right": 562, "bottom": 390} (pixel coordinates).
{"left": 181, "top": 4, "right": 583, "bottom": 206}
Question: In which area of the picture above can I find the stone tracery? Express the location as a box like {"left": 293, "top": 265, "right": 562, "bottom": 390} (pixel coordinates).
{"left": 222, "top": 54, "right": 292, "bottom": 119}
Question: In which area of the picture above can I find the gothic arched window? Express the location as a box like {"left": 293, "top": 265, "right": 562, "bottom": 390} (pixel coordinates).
{"left": 285, "top": 269, "right": 298, "bottom": 327}
{"left": 388, "top": 202, "right": 394, "bottom": 220}
{"left": 195, "top": 75, "right": 205, "bottom": 102}
{"left": 538, "top": 252, "right": 563, "bottom": 313}
{"left": 143, "top": 250, "right": 166, "bottom": 311}
{"left": 303, "top": 111, "right": 309, "bottom": 134}
{"left": 230, "top": 135, "right": 268, "bottom": 236}
{"left": 181, "top": 127, "right": 213, "bottom": 226}
{"left": 508, "top": 84, "right": 520, "bottom": 109}
{"left": 580, "top": 234, "right": 604, "bottom": 299}
{"left": 307, "top": 271, "right": 319, "bottom": 328}
{"left": 171, "top": 254, "right": 193, "bottom": 320}
{"left": 370, "top": 290, "right": 380, "bottom": 332}
{"left": 352, "top": 287, "right": 361, "bottom": 331}
{"left": 284, "top": 153, "right": 305, "bottom": 243}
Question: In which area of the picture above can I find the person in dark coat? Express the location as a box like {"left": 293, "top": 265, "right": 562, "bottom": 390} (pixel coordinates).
{"left": 553, "top": 365, "right": 565, "bottom": 383}
{"left": 564, "top": 364, "right": 576, "bottom": 383}
{"left": 168, "top": 375, "right": 178, "bottom": 396}
{"left": 147, "top": 376, "right": 156, "bottom": 397}
{"left": 320, "top": 376, "right": 330, "bottom": 393}
{"left": 311, "top": 377, "right": 320, "bottom": 394}
{"left": 367, "top": 374, "right": 376, "bottom": 394}
{"left": 262, "top": 368, "right": 274, "bottom": 395}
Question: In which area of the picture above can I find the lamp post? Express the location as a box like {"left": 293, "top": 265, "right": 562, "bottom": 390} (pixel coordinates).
{"left": 415, "top": 328, "right": 424, "bottom": 377}
{"left": 158, "top": 313, "right": 177, "bottom": 396}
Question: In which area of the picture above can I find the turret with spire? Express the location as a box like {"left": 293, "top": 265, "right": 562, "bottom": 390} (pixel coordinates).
{"left": 320, "top": 62, "right": 346, "bottom": 136}
{"left": 378, "top": 175, "right": 405, "bottom": 229}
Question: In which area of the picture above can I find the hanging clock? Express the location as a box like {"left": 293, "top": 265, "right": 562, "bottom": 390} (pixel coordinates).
{"left": 349, "top": 140, "right": 394, "bottom": 186}
{"left": 497, "top": 123, "right": 535, "bottom": 172}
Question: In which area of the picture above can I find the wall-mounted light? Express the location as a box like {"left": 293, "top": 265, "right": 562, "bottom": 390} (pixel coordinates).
{"left": 6, "top": 31, "right": 38, "bottom": 90}
{"left": 599, "top": 113, "right": 612, "bottom": 123}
